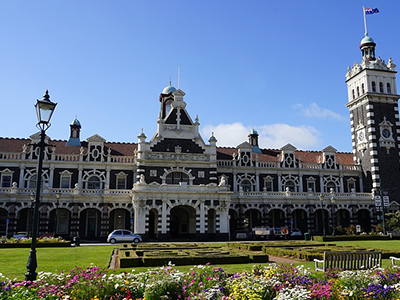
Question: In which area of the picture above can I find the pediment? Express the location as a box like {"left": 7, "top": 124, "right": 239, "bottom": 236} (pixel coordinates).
{"left": 322, "top": 145, "right": 337, "bottom": 153}
{"left": 236, "top": 141, "right": 252, "bottom": 149}
{"left": 87, "top": 134, "right": 106, "bottom": 143}
{"left": 280, "top": 143, "right": 297, "bottom": 151}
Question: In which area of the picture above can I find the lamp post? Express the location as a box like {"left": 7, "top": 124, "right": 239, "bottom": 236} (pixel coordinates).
{"left": 54, "top": 191, "right": 61, "bottom": 236}
{"left": 319, "top": 194, "right": 326, "bottom": 237}
{"left": 25, "top": 90, "right": 57, "bottom": 282}
{"left": 330, "top": 193, "right": 336, "bottom": 236}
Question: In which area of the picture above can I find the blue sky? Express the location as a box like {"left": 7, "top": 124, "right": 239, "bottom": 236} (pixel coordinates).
{"left": 0, "top": 1, "right": 398, "bottom": 152}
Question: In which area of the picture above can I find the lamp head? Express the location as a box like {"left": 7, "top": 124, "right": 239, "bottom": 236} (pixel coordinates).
{"left": 35, "top": 90, "right": 57, "bottom": 130}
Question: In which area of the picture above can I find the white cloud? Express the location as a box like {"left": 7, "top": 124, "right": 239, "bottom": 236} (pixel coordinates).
{"left": 294, "top": 102, "right": 346, "bottom": 121}
{"left": 201, "top": 122, "right": 321, "bottom": 150}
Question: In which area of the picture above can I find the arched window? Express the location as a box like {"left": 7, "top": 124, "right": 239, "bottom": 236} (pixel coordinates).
{"left": 357, "top": 86, "right": 360, "bottom": 97}
{"left": 352, "top": 89, "right": 355, "bottom": 100}
{"left": 285, "top": 180, "right": 296, "bottom": 192}
{"left": 166, "top": 172, "right": 189, "bottom": 184}
{"left": 362, "top": 83, "right": 365, "bottom": 94}
{"left": 28, "top": 175, "right": 47, "bottom": 188}
{"left": 326, "top": 182, "right": 336, "bottom": 193}
{"left": 372, "top": 81, "right": 376, "bottom": 92}
{"left": 379, "top": 82, "right": 384, "bottom": 93}
{"left": 87, "top": 176, "right": 101, "bottom": 189}
{"left": 240, "top": 179, "right": 252, "bottom": 192}
{"left": 387, "top": 83, "right": 391, "bottom": 94}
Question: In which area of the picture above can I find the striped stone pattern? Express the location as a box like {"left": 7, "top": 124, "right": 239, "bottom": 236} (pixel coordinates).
{"left": 196, "top": 214, "right": 201, "bottom": 233}
{"left": 215, "top": 214, "right": 220, "bottom": 233}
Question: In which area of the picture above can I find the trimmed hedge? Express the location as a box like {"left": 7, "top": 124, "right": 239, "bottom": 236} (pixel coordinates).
{"left": 313, "top": 235, "right": 391, "bottom": 241}
{"left": 117, "top": 243, "right": 269, "bottom": 268}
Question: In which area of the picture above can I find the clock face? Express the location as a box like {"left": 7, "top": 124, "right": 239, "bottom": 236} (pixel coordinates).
{"left": 358, "top": 131, "right": 365, "bottom": 142}
{"left": 382, "top": 128, "right": 391, "bottom": 139}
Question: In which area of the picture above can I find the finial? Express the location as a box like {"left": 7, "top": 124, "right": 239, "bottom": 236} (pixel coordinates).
{"left": 43, "top": 90, "right": 50, "bottom": 101}
{"left": 169, "top": 75, "right": 172, "bottom": 86}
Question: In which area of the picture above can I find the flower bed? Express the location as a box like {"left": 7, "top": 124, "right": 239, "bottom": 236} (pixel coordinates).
{"left": 2, "top": 263, "right": 400, "bottom": 299}
{"left": 0, "top": 236, "right": 71, "bottom": 248}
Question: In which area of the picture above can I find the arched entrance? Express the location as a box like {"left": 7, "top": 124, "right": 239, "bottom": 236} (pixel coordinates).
{"left": 358, "top": 209, "right": 371, "bottom": 232}
{"left": 336, "top": 209, "right": 351, "bottom": 228}
{"left": 109, "top": 209, "right": 131, "bottom": 232}
{"left": 292, "top": 209, "right": 308, "bottom": 233}
{"left": 0, "top": 208, "right": 7, "bottom": 236}
{"left": 268, "top": 209, "right": 285, "bottom": 228}
{"left": 49, "top": 208, "right": 71, "bottom": 238}
{"left": 314, "top": 209, "right": 329, "bottom": 235}
{"left": 169, "top": 205, "right": 196, "bottom": 240}
{"left": 244, "top": 209, "right": 262, "bottom": 230}
{"left": 17, "top": 208, "right": 33, "bottom": 233}
{"left": 148, "top": 209, "right": 158, "bottom": 240}
{"left": 229, "top": 209, "right": 238, "bottom": 239}
{"left": 79, "top": 208, "right": 101, "bottom": 240}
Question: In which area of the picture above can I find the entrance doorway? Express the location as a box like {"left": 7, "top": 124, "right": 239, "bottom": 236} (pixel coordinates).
{"left": 169, "top": 205, "right": 196, "bottom": 240}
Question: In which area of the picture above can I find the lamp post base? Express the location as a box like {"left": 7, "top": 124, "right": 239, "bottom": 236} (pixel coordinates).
{"left": 25, "top": 249, "right": 38, "bottom": 282}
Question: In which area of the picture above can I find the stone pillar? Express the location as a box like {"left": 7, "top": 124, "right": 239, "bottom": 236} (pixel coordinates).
{"left": 70, "top": 203, "right": 80, "bottom": 238}
{"left": 100, "top": 203, "right": 109, "bottom": 240}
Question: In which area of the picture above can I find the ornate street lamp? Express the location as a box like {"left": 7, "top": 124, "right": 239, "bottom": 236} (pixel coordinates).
{"left": 319, "top": 194, "right": 326, "bottom": 237}
{"left": 25, "top": 90, "right": 57, "bottom": 282}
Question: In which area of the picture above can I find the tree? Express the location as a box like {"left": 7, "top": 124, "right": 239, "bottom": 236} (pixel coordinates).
{"left": 385, "top": 211, "right": 400, "bottom": 232}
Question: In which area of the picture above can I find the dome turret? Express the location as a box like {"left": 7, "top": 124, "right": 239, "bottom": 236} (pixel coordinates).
{"left": 360, "top": 34, "right": 376, "bottom": 61}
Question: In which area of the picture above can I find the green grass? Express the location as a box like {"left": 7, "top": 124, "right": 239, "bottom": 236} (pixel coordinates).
{"left": 333, "top": 240, "right": 400, "bottom": 250}
{"left": 2, "top": 240, "right": 400, "bottom": 281}
{"left": 0, "top": 246, "right": 114, "bottom": 280}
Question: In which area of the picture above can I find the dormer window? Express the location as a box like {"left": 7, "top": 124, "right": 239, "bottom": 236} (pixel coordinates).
{"left": 372, "top": 81, "right": 376, "bottom": 92}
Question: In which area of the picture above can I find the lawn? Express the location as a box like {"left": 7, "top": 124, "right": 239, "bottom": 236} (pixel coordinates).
{"left": 1, "top": 240, "right": 399, "bottom": 281}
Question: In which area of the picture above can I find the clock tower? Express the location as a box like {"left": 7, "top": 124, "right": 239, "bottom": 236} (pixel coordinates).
{"left": 346, "top": 33, "right": 400, "bottom": 201}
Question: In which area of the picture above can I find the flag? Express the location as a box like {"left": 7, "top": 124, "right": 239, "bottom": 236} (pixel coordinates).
{"left": 365, "top": 8, "right": 379, "bottom": 15}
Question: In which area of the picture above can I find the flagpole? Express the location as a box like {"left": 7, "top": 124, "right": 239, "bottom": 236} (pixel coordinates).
{"left": 363, "top": 6, "right": 368, "bottom": 36}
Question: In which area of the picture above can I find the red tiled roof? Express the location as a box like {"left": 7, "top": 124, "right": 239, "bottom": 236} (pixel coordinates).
{"left": 0, "top": 138, "right": 138, "bottom": 156}
{"left": 216, "top": 147, "right": 355, "bottom": 165}
{"left": 0, "top": 137, "right": 354, "bottom": 164}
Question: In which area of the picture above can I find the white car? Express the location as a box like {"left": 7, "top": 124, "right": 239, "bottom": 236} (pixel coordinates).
{"left": 107, "top": 230, "right": 142, "bottom": 244}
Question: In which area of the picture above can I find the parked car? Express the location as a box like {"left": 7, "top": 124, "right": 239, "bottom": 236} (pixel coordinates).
{"left": 290, "top": 229, "right": 303, "bottom": 239}
{"left": 12, "top": 231, "right": 29, "bottom": 239}
{"left": 107, "top": 230, "right": 142, "bottom": 244}
{"left": 235, "top": 230, "right": 251, "bottom": 240}
{"left": 39, "top": 233, "right": 54, "bottom": 240}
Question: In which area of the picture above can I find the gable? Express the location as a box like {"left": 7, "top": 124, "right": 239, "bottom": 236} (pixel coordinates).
{"left": 165, "top": 108, "right": 192, "bottom": 125}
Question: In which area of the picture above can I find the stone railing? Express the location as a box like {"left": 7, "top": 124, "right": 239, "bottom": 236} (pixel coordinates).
{"left": 231, "top": 191, "right": 372, "bottom": 201}
{"left": 0, "top": 151, "right": 136, "bottom": 164}
{"left": 217, "top": 160, "right": 362, "bottom": 172}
